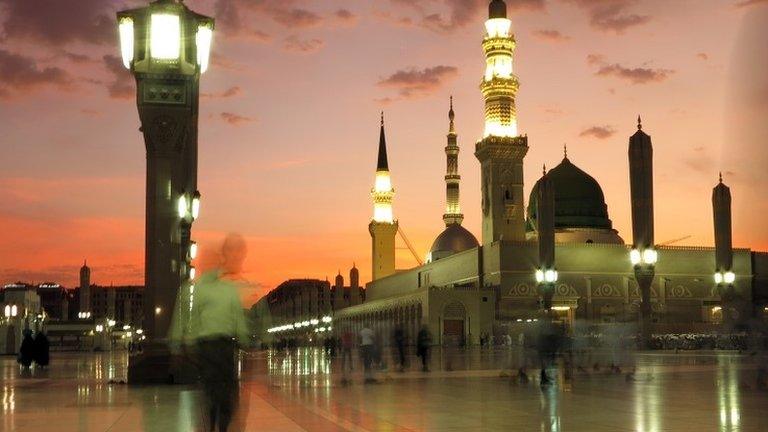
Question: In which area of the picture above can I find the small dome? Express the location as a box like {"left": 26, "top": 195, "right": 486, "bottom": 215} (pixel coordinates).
{"left": 528, "top": 157, "right": 613, "bottom": 231}
{"left": 489, "top": 0, "right": 507, "bottom": 19}
{"left": 429, "top": 224, "right": 479, "bottom": 262}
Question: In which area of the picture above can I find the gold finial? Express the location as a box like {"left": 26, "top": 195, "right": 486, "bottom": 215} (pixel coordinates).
{"left": 448, "top": 96, "right": 455, "bottom": 133}
{"left": 563, "top": 143, "right": 568, "bottom": 159}
{"left": 637, "top": 115, "right": 642, "bottom": 130}
{"left": 380, "top": 111, "right": 384, "bottom": 126}
{"left": 719, "top": 171, "right": 723, "bottom": 183}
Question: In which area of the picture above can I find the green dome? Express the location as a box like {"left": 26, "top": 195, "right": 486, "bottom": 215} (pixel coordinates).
{"left": 527, "top": 157, "right": 614, "bottom": 231}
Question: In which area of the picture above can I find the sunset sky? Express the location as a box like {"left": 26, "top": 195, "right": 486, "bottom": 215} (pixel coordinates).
{"left": 1, "top": 0, "right": 767, "bottom": 305}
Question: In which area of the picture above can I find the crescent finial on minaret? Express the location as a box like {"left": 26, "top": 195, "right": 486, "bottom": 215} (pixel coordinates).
{"left": 563, "top": 143, "right": 568, "bottom": 159}
{"left": 380, "top": 111, "right": 384, "bottom": 126}
{"left": 638, "top": 115, "right": 642, "bottom": 130}
{"left": 719, "top": 171, "right": 723, "bottom": 183}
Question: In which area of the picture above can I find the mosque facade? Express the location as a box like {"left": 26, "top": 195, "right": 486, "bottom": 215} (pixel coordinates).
{"left": 331, "top": 0, "right": 768, "bottom": 345}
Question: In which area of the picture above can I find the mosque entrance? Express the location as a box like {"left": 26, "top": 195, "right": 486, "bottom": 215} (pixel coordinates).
{"left": 442, "top": 301, "right": 467, "bottom": 346}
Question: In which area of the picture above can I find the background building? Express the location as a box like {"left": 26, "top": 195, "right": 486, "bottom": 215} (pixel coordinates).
{"left": 0, "top": 263, "right": 144, "bottom": 353}
{"left": 251, "top": 265, "right": 364, "bottom": 342}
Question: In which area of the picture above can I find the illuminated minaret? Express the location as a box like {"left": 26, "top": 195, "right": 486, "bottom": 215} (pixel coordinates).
{"left": 475, "top": 0, "right": 528, "bottom": 244}
{"left": 369, "top": 113, "right": 398, "bottom": 281}
{"left": 443, "top": 97, "right": 464, "bottom": 226}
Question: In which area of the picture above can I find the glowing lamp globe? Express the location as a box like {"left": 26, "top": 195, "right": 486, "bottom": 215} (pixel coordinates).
{"left": 723, "top": 271, "right": 736, "bottom": 284}
{"left": 642, "top": 249, "right": 658, "bottom": 265}
{"left": 191, "top": 191, "right": 201, "bottom": 220}
{"left": 714, "top": 272, "right": 723, "bottom": 284}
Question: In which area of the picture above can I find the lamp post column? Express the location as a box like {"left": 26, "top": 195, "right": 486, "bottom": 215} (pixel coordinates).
{"left": 635, "top": 266, "right": 654, "bottom": 346}
{"left": 118, "top": 0, "right": 213, "bottom": 383}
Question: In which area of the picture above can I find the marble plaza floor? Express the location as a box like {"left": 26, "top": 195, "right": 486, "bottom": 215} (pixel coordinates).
{"left": 1, "top": 348, "right": 766, "bottom": 431}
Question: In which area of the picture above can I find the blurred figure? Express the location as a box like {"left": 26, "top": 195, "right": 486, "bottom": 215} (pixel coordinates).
{"left": 170, "top": 233, "right": 251, "bottom": 432}
{"left": 340, "top": 328, "right": 355, "bottom": 374}
{"left": 33, "top": 331, "right": 50, "bottom": 368}
{"left": 359, "top": 323, "right": 376, "bottom": 383}
{"left": 516, "top": 330, "right": 530, "bottom": 383}
{"left": 17, "top": 330, "right": 34, "bottom": 369}
{"left": 537, "top": 318, "right": 559, "bottom": 386}
{"left": 417, "top": 325, "right": 432, "bottom": 372}
{"left": 393, "top": 324, "right": 407, "bottom": 372}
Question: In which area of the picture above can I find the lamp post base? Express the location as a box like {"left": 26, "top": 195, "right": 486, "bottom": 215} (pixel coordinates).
{"left": 635, "top": 267, "right": 655, "bottom": 350}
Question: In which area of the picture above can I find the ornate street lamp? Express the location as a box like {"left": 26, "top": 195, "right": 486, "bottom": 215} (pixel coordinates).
{"left": 117, "top": 0, "right": 213, "bottom": 383}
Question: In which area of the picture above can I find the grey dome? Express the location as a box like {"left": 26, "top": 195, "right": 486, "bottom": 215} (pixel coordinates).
{"left": 429, "top": 224, "right": 479, "bottom": 261}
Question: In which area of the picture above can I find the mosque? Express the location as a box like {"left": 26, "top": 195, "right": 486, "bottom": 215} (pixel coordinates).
{"left": 331, "top": 0, "right": 768, "bottom": 345}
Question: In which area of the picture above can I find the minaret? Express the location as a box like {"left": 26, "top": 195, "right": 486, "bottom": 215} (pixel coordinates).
{"left": 629, "top": 116, "right": 654, "bottom": 250}
{"left": 369, "top": 113, "right": 398, "bottom": 281}
{"left": 349, "top": 263, "right": 360, "bottom": 290}
{"left": 443, "top": 97, "right": 464, "bottom": 226}
{"left": 475, "top": 0, "right": 529, "bottom": 244}
{"left": 628, "top": 116, "right": 655, "bottom": 349}
{"left": 349, "top": 263, "right": 361, "bottom": 305}
{"left": 79, "top": 260, "right": 91, "bottom": 315}
{"left": 712, "top": 173, "right": 733, "bottom": 274}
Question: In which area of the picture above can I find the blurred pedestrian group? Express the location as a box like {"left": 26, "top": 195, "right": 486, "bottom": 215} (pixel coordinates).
{"left": 17, "top": 329, "right": 50, "bottom": 370}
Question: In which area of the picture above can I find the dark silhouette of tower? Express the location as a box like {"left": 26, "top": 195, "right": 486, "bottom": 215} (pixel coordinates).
{"left": 79, "top": 260, "right": 91, "bottom": 315}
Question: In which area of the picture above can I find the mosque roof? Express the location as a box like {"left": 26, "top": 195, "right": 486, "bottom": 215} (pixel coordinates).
{"left": 527, "top": 156, "right": 614, "bottom": 231}
{"left": 429, "top": 223, "right": 479, "bottom": 258}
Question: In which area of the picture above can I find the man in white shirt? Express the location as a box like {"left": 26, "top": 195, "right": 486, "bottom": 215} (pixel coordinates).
{"left": 170, "top": 234, "right": 250, "bottom": 432}
{"left": 359, "top": 325, "right": 375, "bottom": 382}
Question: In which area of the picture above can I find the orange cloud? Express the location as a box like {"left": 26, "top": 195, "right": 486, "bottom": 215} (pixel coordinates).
{"left": 532, "top": 29, "right": 572, "bottom": 43}
{"left": 377, "top": 65, "right": 458, "bottom": 98}
{"left": 588, "top": 54, "right": 675, "bottom": 84}
{"left": 579, "top": 125, "right": 617, "bottom": 139}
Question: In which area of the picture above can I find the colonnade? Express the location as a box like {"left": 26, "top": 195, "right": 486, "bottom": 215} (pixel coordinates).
{"left": 336, "top": 302, "right": 423, "bottom": 346}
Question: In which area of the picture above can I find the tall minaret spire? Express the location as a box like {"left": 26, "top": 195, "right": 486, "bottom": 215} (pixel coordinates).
{"left": 369, "top": 114, "right": 398, "bottom": 281}
{"left": 372, "top": 112, "right": 394, "bottom": 222}
{"left": 443, "top": 96, "right": 464, "bottom": 226}
{"left": 482, "top": 0, "right": 518, "bottom": 138}
{"left": 475, "top": 0, "right": 529, "bottom": 244}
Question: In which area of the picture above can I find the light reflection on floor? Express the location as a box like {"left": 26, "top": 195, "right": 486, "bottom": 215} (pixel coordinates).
{"left": 0, "top": 349, "right": 765, "bottom": 431}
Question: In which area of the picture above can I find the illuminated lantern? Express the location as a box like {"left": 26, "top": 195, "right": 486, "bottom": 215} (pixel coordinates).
{"left": 118, "top": 0, "right": 214, "bottom": 75}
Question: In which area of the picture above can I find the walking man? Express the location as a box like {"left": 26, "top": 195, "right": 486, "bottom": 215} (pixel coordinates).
{"left": 170, "top": 234, "right": 251, "bottom": 432}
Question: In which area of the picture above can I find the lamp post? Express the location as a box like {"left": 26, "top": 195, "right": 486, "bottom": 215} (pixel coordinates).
{"left": 630, "top": 247, "right": 657, "bottom": 348}
{"left": 535, "top": 166, "right": 557, "bottom": 312}
{"left": 117, "top": 0, "right": 213, "bottom": 383}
